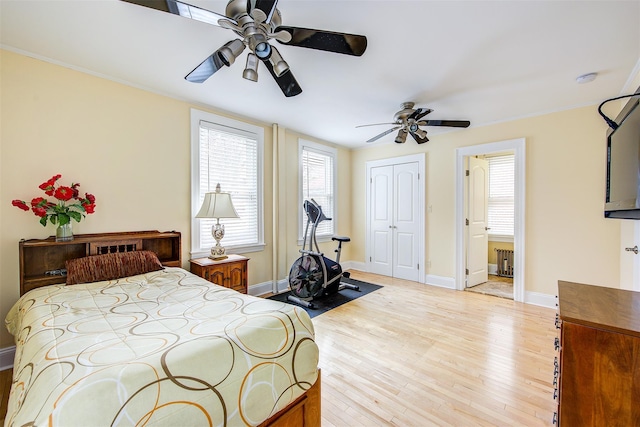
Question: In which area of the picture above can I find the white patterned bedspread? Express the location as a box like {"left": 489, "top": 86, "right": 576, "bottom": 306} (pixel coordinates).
{"left": 4, "top": 267, "right": 318, "bottom": 426}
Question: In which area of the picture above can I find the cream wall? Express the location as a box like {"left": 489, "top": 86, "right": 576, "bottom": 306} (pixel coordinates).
{"left": 351, "top": 105, "right": 622, "bottom": 296}
{"left": 0, "top": 47, "right": 631, "bottom": 350}
{"left": 0, "top": 49, "right": 348, "bottom": 349}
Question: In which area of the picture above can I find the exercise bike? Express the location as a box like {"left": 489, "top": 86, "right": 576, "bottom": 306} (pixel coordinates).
{"left": 288, "top": 199, "right": 359, "bottom": 309}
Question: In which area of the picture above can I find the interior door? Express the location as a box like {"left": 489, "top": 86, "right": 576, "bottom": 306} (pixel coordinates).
{"left": 467, "top": 156, "right": 489, "bottom": 287}
{"left": 369, "top": 162, "right": 420, "bottom": 281}
{"left": 393, "top": 162, "right": 420, "bottom": 281}
{"left": 369, "top": 165, "right": 393, "bottom": 276}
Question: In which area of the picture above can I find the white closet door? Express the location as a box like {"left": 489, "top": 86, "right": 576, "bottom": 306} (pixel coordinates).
{"left": 368, "top": 162, "right": 420, "bottom": 281}
{"left": 369, "top": 165, "right": 393, "bottom": 276}
{"left": 393, "top": 162, "right": 420, "bottom": 281}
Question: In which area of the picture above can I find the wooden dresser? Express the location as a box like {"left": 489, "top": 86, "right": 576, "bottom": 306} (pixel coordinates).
{"left": 555, "top": 281, "right": 640, "bottom": 426}
{"left": 190, "top": 254, "right": 249, "bottom": 294}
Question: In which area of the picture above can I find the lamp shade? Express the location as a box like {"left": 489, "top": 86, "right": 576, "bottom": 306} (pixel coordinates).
{"left": 196, "top": 186, "right": 239, "bottom": 219}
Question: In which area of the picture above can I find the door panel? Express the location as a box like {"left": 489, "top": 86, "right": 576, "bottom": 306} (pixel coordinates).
{"left": 370, "top": 166, "right": 393, "bottom": 276}
{"left": 467, "top": 157, "right": 489, "bottom": 287}
{"left": 393, "top": 162, "right": 420, "bottom": 281}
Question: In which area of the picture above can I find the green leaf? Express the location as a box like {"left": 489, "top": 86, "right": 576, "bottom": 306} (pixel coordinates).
{"left": 68, "top": 211, "right": 82, "bottom": 223}
{"left": 39, "top": 216, "right": 47, "bottom": 227}
{"left": 50, "top": 215, "right": 58, "bottom": 225}
{"left": 58, "top": 214, "right": 71, "bottom": 226}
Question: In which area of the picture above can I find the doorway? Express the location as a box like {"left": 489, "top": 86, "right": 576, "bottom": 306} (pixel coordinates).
{"left": 366, "top": 153, "right": 425, "bottom": 283}
{"left": 455, "top": 139, "right": 526, "bottom": 302}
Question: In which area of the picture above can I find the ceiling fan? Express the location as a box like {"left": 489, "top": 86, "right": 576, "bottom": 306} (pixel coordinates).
{"left": 357, "top": 102, "right": 471, "bottom": 144}
{"left": 121, "top": 0, "right": 368, "bottom": 97}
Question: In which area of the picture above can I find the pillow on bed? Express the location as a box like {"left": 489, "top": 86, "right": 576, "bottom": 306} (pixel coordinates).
{"left": 65, "top": 250, "right": 164, "bottom": 285}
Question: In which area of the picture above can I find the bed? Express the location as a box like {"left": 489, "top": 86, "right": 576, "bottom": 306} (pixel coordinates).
{"left": 5, "top": 231, "right": 320, "bottom": 426}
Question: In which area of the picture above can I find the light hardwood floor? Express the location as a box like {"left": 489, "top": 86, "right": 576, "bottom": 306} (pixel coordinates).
{"left": 316, "top": 271, "right": 557, "bottom": 426}
{"left": 0, "top": 271, "right": 557, "bottom": 426}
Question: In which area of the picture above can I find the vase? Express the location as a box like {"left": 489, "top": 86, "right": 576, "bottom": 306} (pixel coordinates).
{"left": 55, "top": 222, "right": 73, "bottom": 242}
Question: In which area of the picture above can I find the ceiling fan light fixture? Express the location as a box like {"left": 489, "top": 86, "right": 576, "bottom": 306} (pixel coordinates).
{"left": 268, "top": 45, "right": 289, "bottom": 76}
{"left": 395, "top": 130, "right": 408, "bottom": 144}
{"left": 414, "top": 128, "right": 427, "bottom": 140}
{"left": 243, "top": 53, "right": 259, "bottom": 82}
{"left": 219, "top": 39, "right": 245, "bottom": 66}
{"left": 254, "top": 42, "right": 271, "bottom": 59}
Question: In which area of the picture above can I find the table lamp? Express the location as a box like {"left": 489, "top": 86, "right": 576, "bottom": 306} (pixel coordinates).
{"left": 196, "top": 183, "right": 239, "bottom": 260}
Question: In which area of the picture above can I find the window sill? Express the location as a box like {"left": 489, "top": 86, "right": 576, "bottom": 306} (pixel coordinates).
{"left": 296, "top": 235, "right": 335, "bottom": 247}
{"left": 190, "top": 243, "right": 265, "bottom": 259}
{"left": 489, "top": 234, "right": 514, "bottom": 243}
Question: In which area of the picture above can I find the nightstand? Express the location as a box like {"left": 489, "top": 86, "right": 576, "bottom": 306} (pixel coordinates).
{"left": 190, "top": 254, "right": 249, "bottom": 294}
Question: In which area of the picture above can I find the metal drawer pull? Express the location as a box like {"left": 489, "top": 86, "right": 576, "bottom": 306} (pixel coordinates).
{"left": 625, "top": 245, "right": 638, "bottom": 254}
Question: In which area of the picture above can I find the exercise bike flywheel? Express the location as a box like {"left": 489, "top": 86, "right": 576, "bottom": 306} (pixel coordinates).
{"left": 289, "top": 255, "right": 324, "bottom": 300}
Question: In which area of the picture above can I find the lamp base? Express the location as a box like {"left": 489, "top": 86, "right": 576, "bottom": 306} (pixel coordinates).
{"left": 209, "top": 244, "right": 228, "bottom": 260}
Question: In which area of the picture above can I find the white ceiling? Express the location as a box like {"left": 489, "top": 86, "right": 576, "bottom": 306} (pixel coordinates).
{"left": 2, "top": 0, "right": 639, "bottom": 148}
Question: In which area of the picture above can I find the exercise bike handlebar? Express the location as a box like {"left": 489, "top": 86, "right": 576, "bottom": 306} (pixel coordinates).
{"left": 304, "top": 199, "right": 330, "bottom": 224}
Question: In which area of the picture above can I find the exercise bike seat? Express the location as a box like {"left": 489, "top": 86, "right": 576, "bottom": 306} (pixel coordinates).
{"left": 332, "top": 236, "right": 350, "bottom": 243}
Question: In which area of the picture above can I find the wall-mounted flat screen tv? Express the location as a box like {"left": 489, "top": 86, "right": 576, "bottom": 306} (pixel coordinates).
{"left": 605, "top": 93, "right": 640, "bottom": 219}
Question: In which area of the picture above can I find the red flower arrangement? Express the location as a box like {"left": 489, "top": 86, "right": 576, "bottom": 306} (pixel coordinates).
{"left": 12, "top": 174, "right": 96, "bottom": 227}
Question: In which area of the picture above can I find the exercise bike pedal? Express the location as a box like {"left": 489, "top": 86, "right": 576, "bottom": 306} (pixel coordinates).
{"left": 342, "top": 271, "right": 351, "bottom": 279}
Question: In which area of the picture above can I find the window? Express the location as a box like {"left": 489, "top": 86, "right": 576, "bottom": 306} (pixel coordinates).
{"left": 298, "top": 139, "right": 337, "bottom": 241}
{"left": 487, "top": 154, "right": 515, "bottom": 240}
{"left": 191, "top": 109, "right": 264, "bottom": 256}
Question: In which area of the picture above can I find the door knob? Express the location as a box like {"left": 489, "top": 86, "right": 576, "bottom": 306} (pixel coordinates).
{"left": 625, "top": 245, "right": 639, "bottom": 254}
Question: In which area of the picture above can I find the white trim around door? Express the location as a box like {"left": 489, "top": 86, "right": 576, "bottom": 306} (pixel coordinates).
{"left": 455, "top": 139, "right": 526, "bottom": 302}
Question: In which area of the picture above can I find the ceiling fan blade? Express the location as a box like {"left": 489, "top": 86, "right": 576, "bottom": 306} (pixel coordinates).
{"left": 275, "top": 26, "right": 367, "bottom": 56}
{"left": 120, "top": 0, "right": 232, "bottom": 27}
{"left": 260, "top": 58, "right": 302, "bottom": 97}
{"left": 366, "top": 127, "right": 400, "bottom": 143}
{"left": 410, "top": 131, "right": 429, "bottom": 144}
{"left": 423, "top": 120, "right": 471, "bottom": 128}
{"left": 185, "top": 53, "right": 227, "bottom": 83}
{"left": 251, "top": 0, "right": 279, "bottom": 23}
{"left": 356, "top": 122, "right": 398, "bottom": 128}
{"left": 410, "top": 108, "right": 433, "bottom": 121}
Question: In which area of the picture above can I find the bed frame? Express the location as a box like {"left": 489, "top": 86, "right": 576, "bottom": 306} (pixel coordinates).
{"left": 16, "top": 230, "right": 321, "bottom": 427}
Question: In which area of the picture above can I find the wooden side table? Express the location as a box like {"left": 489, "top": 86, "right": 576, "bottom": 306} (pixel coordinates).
{"left": 190, "top": 254, "right": 249, "bottom": 294}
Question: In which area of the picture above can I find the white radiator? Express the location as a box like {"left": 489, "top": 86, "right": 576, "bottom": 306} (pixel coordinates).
{"left": 496, "top": 248, "right": 514, "bottom": 277}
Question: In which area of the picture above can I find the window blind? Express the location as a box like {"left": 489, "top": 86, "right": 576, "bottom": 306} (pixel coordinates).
{"left": 198, "top": 120, "right": 258, "bottom": 247}
{"left": 487, "top": 154, "right": 515, "bottom": 236}
{"left": 301, "top": 145, "right": 335, "bottom": 237}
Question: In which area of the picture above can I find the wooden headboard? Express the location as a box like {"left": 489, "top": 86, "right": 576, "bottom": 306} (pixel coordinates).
{"left": 19, "top": 230, "right": 181, "bottom": 295}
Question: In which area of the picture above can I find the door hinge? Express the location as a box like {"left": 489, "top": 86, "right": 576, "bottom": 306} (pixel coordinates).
{"left": 465, "top": 268, "right": 469, "bottom": 275}
{"left": 369, "top": 256, "right": 372, "bottom": 262}
{"left": 417, "top": 264, "right": 420, "bottom": 270}
{"left": 465, "top": 218, "right": 469, "bottom": 226}
{"left": 465, "top": 169, "right": 469, "bottom": 176}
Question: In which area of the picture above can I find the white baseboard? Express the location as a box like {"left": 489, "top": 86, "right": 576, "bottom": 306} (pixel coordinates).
{"left": 0, "top": 346, "right": 16, "bottom": 371}
{"left": 343, "top": 260, "right": 366, "bottom": 272}
{"left": 524, "top": 291, "right": 558, "bottom": 309}
{"left": 425, "top": 274, "right": 457, "bottom": 289}
{"left": 488, "top": 263, "right": 497, "bottom": 275}
{"left": 248, "top": 278, "right": 290, "bottom": 296}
